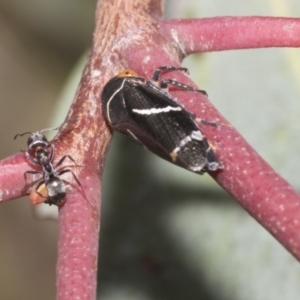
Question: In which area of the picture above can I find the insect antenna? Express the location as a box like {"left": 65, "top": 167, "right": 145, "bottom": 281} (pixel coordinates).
{"left": 14, "top": 132, "right": 32, "bottom": 140}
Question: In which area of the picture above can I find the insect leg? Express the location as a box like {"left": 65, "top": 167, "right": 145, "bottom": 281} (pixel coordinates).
{"left": 24, "top": 151, "right": 40, "bottom": 166}
{"left": 152, "top": 66, "right": 189, "bottom": 82}
{"left": 34, "top": 180, "right": 48, "bottom": 198}
{"left": 23, "top": 170, "right": 43, "bottom": 190}
{"left": 159, "top": 79, "right": 207, "bottom": 96}
{"left": 201, "top": 139, "right": 224, "bottom": 171}
{"left": 58, "top": 169, "right": 91, "bottom": 207}
{"left": 54, "top": 155, "right": 83, "bottom": 169}
{"left": 197, "top": 119, "right": 220, "bottom": 129}
{"left": 47, "top": 144, "right": 55, "bottom": 163}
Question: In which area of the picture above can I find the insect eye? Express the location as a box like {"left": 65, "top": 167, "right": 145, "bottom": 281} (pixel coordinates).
{"left": 41, "top": 135, "right": 48, "bottom": 143}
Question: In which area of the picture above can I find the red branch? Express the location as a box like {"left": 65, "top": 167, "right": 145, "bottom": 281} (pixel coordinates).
{"left": 163, "top": 17, "right": 300, "bottom": 53}
{"left": 0, "top": 0, "right": 300, "bottom": 299}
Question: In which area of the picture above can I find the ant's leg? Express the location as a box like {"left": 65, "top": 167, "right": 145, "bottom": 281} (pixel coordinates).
{"left": 58, "top": 169, "right": 87, "bottom": 199}
{"left": 54, "top": 155, "right": 83, "bottom": 169}
{"left": 47, "top": 144, "right": 55, "bottom": 162}
{"left": 24, "top": 170, "right": 43, "bottom": 185}
{"left": 58, "top": 169, "right": 93, "bottom": 207}
{"left": 25, "top": 144, "right": 54, "bottom": 164}
{"left": 152, "top": 66, "right": 189, "bottom": 82}
{"left": 34, "top": 181, "right": 48, "bottom": 199}
{"left": 22, "top": 170, "right": 43, "bottom": 194}
{"left": 24, "top": 151, "right": 40, "bottom": 166}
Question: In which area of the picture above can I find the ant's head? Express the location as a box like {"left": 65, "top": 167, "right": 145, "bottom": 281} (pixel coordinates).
{"left": 27, "top": 132, "right": 48, "bottom": 149}
{"left": 14, "top": 131, "right": 49, "bottom": 149}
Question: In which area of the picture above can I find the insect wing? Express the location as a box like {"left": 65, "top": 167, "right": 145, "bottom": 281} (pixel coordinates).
{"left": 102, "top": 77, "right": 208, "bottom": 172}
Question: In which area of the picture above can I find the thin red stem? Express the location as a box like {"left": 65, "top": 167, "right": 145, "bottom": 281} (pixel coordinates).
{"left": 163, "top": 17, "right": 300, "bottom": 54}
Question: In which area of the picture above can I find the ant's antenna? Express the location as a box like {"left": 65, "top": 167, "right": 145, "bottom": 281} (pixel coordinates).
{"left": 14, "top": 132, "right": 32, "bottom": 140}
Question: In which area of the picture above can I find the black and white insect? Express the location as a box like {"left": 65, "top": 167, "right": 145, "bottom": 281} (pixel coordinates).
{"left": 101, "top": 66, "right": 223, "bottom": 174}
{"left": 14, "top": 126, "right": 85, "bottom": 206}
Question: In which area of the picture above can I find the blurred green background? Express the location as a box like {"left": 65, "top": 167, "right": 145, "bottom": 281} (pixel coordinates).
{"left": 0, "top": 1, "right": 300, "bottom": 299}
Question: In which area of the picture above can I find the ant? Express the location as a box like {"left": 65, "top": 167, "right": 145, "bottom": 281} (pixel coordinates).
{"left": 14, "top": 125, "right": 86, "bottom": 206}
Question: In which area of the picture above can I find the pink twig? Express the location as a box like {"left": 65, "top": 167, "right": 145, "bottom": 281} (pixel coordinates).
{"left": 163, "top": 17, "right": 300, "bottom": 53}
